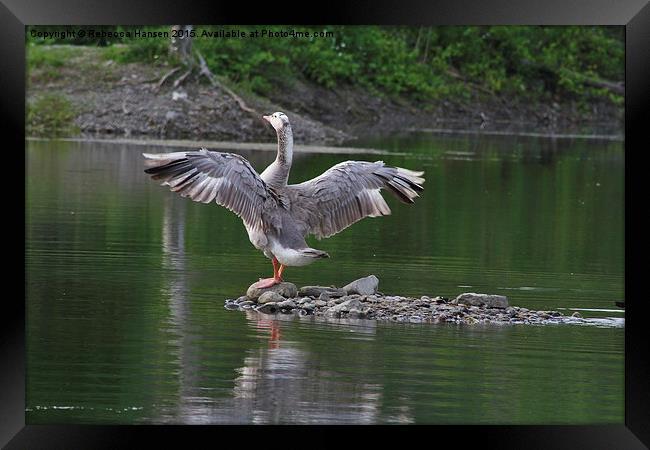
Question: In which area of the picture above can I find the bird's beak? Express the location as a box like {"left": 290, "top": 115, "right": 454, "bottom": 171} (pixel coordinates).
{"left": 262, "top": 115, "right": 271, "bottom": 123}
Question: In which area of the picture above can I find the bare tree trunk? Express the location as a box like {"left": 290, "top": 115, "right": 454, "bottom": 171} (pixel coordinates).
{"left": 154, "top": 26, "right": 262, "bottom": 119}
{"left": 196, "top": 51, "right": 262, "bottom": 120}
{"left": 169, "top": 25, "right": 194, "bottom": 66}
{"left": 414, "top": 27, "right": 423, "bottom": 54}
{"left": 421, "top": 28, "right": 431, "bottom": 64}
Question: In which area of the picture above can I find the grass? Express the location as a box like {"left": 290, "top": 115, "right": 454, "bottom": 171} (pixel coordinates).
{"left": 27, "top": 93, "right": 79, "bottom": 137}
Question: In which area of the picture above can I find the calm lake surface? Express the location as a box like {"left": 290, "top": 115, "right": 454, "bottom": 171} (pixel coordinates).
{"left": 26, "top": 132, "right": 624, "bottom": 424}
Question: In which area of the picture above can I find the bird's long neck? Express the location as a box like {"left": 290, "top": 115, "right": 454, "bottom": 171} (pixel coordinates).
{"left": 277, "top": 125, "right": 293, "bottom": 167}
{"left": 262, "top": 125, "right": 293, "bottom": 187}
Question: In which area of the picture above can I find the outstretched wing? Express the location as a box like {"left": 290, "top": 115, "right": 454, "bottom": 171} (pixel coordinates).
{"left": 143, "top": 148, "right": 274, "bottom": 229}
{"left": 290, "top": 161, "right": 424, "bottom": 239}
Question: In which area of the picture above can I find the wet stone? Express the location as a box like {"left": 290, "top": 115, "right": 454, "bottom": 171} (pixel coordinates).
{"left": 256, "top": 302, "right": 279, "bottom": 314}
{"left": 348, "top": 309, "right": 364, "bottom": 319}
{"left": 452, "top": 293, "right": 509, "bottom": 309}
{"left": 342, "top": 275, "right": 379, "bottom": 296}
{"left": 278, "top": 299, "right": 296, "bottom": 309}
{"left": 299, "top": 286, "right": 347, "bottom": 298}
{"left": 258, "top": 291, "right": 286, "bottom": 305}
{"left": 247, "top": 282, "right": 297, "bottom": 301}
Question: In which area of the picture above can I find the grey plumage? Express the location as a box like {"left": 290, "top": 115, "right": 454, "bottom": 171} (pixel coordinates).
{"left": 143, "top": 150, "right": 276, "bottom": 234}
{"left": 288, "top": 160, "right": 424, "bottom": 239}
{"left": 143, "top": 112, "right": 424, "bottom": 271}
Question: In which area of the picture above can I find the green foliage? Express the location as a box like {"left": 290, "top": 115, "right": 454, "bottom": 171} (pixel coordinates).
{"left": 27, "top": 93, "right": 79, "bottom": 137}
{"left": 27, "top": 44, "right": 78, "bottom": 71}
{"left": 26, "top": 25, "right": 624, "bottom": 105}
{"left": 105, "top": 31, "right": 170, "bottom": 64}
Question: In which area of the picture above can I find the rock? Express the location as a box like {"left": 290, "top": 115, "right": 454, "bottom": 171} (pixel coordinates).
{"left": 342, "top": 275, "right": 379, "bottom": 296}
{"left": 571, "top": 311, "right": 583, "bottom": 318}
{"left": 278, "top": 299, "right": 296, "bottom": 309}
{"left": 256, "top": 302, "right": 279, "bottom": 314}
{"left": 246, "top": 282, "right": 297, "bottom": 301}
{"left": 258, "top": 292, "right": 286, "bottom": 304}
{"left": 348, "top": 308, "right": 365, "bottom": 319}
{"left": 325, "top": 298, "right": 365, "bottom": 317}
{"left": 452, "top": 293, "right": 509, "bottom": 309}
{"left": 299, "top": 286, "right": 347, "bottom": 298}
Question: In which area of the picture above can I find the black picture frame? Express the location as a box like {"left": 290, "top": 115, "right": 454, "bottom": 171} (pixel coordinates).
{"left": 4, "top": 0, "right": 648, "bottom": 447}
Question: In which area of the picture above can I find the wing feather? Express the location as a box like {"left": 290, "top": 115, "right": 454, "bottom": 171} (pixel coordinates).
{"left": 290, "top": 161, "right": 424, "bottom": 239}
{"left": 143, "top": 148, "right": 274, "bottom": 228}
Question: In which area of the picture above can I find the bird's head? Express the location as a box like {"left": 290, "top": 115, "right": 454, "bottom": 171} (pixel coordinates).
{"left": 263, "top": 112, "right": 290, "bottom": 132}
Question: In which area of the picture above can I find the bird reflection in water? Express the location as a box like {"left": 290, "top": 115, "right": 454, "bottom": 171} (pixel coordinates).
{"left": 251, "top": 313, "right": 282, "bottom": 349}
{"left": 156, "top": 192, "right": 401, "bottom": 424}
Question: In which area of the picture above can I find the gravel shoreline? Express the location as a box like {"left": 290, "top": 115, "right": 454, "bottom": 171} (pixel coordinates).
{"left": 224, "top": 275, "right": 614, "bottom": 327}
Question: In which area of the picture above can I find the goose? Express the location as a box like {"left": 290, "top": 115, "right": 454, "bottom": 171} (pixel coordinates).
{"left": 143, "top": 112, "right": 425, "bottom": 289}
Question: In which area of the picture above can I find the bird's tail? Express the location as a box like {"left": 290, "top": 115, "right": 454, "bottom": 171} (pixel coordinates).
{"left": 301, "top": 248, "right": 330, "bottom": 259}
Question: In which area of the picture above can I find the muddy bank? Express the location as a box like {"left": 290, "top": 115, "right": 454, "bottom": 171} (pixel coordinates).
{"left": 224, "top": 276, "right": 623, "bottom": 327}
{"left": 27, "top": 46, "right": 623, "bottom": 144}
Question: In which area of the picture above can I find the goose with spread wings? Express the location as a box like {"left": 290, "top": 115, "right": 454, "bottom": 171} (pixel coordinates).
{"left": 143, "top": 112, "right": 425, "bottom": 289}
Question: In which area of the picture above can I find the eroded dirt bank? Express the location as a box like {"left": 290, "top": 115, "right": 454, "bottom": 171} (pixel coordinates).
{"left": 27, "top": 46, "right": 623, "bottom": 145}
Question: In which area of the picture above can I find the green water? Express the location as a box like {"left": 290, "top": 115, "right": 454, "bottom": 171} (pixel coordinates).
{"left": 25, "top": 134, "right": 624, "bottom": 424}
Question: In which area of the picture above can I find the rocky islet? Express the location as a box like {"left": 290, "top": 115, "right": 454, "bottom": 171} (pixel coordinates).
{"left": 224, "top": 275, "right": 599, "bottom": 326}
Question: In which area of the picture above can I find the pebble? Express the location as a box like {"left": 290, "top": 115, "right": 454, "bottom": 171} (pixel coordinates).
{"left": 278, "top": 299, "right": 296, "bottom": 309}
{"left": 246, "top": 282, "right": 297, "bottom": 301}
{"left": 256, "top": 302, "right": 279, "bottom": 314}
{"left": 258, "top": 291, "right": 286, "bottom": 304}
{"left": 299, "top": 286, "right": 347, "bottom": 298}
{"left": 342, "top": 275, "right": 379, "bottom": 296}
